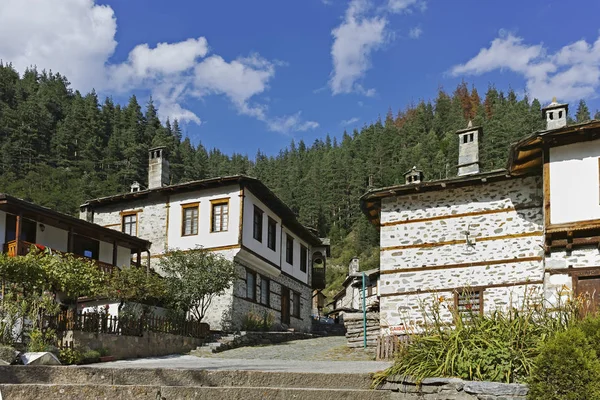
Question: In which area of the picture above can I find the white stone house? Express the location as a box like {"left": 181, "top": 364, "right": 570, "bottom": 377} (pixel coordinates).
{"left": 327, "top": 258, "right": 379, "bottom": 323}
{"left": 80, "top": 147, "right": 329, "bottom": 332}
{"left": 361, "top": 99, "right": 600, "bottom": 335}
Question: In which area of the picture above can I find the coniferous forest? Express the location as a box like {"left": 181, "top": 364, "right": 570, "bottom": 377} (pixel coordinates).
{"left": 1, "top": 63, "right": 597, "bottom": 296}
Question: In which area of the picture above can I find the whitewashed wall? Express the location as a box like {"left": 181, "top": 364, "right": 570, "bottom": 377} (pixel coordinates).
{"left": 242, "top": 189, "right": 282, "bottom": 267}
{"left": 550, "top": 139, "right": 600, "bottom": 224}
{"left": 167, "top": 184, "right": 241, "bottom": 252}
{"left": 36, "top": 224, "right": 68, "bottom": 252}
{"left": 117, "top": 247, "right": 131, "bottom": 268}
{"left": 281, "top": 228, "right": 310, "bottom": 284}
{"left": 379, "top": 176, "right": 545, "bottom": 334}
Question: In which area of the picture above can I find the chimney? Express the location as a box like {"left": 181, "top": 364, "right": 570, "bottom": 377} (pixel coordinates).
{"left": 542, "top": 97, "right": 568, "bottom": 130}
{"left": 349, "top": 257, "right": 359, "bottom": 275}
{"left": 148, "top": 147, "right": 170, "bottom": 189}
{"left": 404, "top": 166, "right": 423, "bottom": 185}
{"left": 456, "top": 120, "right": 482, "bottom": 176}
{"left": 130, "top": 181, "right": 141, "bottom": 193}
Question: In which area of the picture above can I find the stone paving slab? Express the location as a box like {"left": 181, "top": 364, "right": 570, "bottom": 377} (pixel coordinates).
{"left": 89, "top": 354, "right": 391, "bottom": 374}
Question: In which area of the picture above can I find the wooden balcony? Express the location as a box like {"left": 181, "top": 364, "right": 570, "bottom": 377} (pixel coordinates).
{"left": 2, "top": 240, "right": 116, "bottom": 274}
{"left": 312, "top": 267, "right": 326, "bottom": 290}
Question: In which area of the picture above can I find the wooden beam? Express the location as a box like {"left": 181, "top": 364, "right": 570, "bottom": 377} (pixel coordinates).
{"left": 14, "top": 213, "right": 22, "bottom": 256}
{"left": 112, "top": 240, "right": 118, "bottom": 267}
{"left": 543, "top": 147, "right": 551, "bottom": 228}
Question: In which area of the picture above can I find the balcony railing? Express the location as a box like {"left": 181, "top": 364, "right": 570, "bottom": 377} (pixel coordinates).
{"left": 2, "top": 240, "right": 116, "bottom": 274}
{"left": 312, "top": 267, "right": 326, "bottom": 289}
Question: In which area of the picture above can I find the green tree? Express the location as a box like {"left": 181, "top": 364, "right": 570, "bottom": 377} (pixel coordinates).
{"left": 576, "top": 99, "right": 591, "bottom": 123}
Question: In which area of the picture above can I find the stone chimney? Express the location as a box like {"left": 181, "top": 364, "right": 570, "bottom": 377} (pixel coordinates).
{"left": 130, "top": 181, "right": 141, "bottom": 193}
{"left": 542, "top": 97, "right": 568, "bottom": 130}
{"left": 456, "top": 120, "right": 482, "bottom": 176}
{"left": 349, "top": 257, "right": 359, "bottom": 275}
{"left": 404, "top": 166, "right": 423, "bottom": 185}
{"left": 148, "top": 147, "right": 170, "bottom": 189}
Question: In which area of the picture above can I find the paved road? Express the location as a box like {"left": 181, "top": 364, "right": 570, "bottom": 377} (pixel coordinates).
{"left": 89, "top": 336, "right": 392, "bottom": 374}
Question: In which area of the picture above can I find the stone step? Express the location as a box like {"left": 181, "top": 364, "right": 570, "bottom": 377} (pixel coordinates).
{"left": 0, "top": 366, "right": 375, "bottom": 390}
{"left": 0, "top": 384, "right": 392, "bottom": 400}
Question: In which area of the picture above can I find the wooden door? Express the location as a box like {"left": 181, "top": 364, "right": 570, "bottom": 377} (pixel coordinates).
{"left": 281, "top": 286, "right": 290, "bottom": 324}
{"left": 576, "top": 275, "right": 600, "bottom": 316}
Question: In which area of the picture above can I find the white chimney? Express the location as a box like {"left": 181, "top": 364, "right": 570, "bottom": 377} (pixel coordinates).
{"left": 349, "top": 257, "right": 359, "bottom": 275}
{"left": 148, "top": 147, "right": 170, "bottom": 189}
{"left": 130, "top": 181, "right": 141, "bottom": 193}
{"left": 542, "top": 97, "right": 568, "bottom": 130}
{"left": 404, "top": 166, "right": 423, "bottom": 185}
{"left": 456, "top": 120, "right": 482, "bottom": 176}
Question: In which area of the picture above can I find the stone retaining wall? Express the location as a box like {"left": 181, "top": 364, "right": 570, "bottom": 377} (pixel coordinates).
{"left": 62, "top": 330, "right": 205, "bottom": 360}
{"left": 379, "top": 376, "right": 528, "bottom": 399}
{"left": 344, "top": 312, "right": 379, "bottom": 348}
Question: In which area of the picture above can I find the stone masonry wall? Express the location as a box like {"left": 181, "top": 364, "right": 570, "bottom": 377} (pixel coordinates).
{"left": 231, "top": 262, "right": 312, "bottom": 332}
{"left": 379, "top": 176, "right": 544, "bottom": 333}
{"left": 65, "top": 330, "right": 205, "bottom": 360}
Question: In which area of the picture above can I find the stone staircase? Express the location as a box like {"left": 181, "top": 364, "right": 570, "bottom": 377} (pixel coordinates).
{"left": 0, "top": 365, "right": 392, "bottom": 399}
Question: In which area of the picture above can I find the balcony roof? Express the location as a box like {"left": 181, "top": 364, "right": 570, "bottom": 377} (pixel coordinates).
{"left": 0, "top": 194, "right": 150, "bottom": 251}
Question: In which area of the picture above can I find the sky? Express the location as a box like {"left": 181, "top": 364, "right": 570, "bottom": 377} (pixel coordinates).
{"left": 1, "top": 0, "right": 600, "bottom": 157}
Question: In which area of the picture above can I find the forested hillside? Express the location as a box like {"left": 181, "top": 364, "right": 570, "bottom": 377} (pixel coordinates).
{"left": 0, "top": 63, "right": 596, "bottom": 299}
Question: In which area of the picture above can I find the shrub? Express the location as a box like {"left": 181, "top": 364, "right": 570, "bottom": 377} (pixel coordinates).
{"left": 241, "top": 310, "right": 274, "bottom": 332}
{"left": 27, "top": 328, "right": 57, "bottom": 352}
{"left": 0, "top": 345, "right": 18, "bottom": 364}
{"left": 528, "top": 327, "right": 600, "bottom": 400}
{"left": 82, "top": 350, "right": 101, "bottom": 363}
{"left": 58, "top": 348, "right": 83, "bottom": 365}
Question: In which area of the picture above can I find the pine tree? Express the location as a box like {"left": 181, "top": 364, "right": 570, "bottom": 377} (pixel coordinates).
{"left": 576, "top": 100, "right": 591, "bottom": 123}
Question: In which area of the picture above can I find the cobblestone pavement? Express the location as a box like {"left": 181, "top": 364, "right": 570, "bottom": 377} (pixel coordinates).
{"left": 89, "top": 336, "right": 392, "bottom": 373}
{"left": 210, "top": 336, "right": 374, "bottom": 361}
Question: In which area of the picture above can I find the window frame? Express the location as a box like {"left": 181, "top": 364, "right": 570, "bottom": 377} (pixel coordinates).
{"left": 246, "top": 269, "right": 257, "bottom": 301}
{"left": 292, "top": 291, "right": 301, "bottom": 318}
{"left": 285, "top": 234, "right": 294, "bottom": 265}
{"left": 253, "top": 206, "right": 264, "bottom": 242}
{"left": 260, "top": 276, "right": 270, "bottom": 306}
{"left": 300, "top": 244, "right": 308, "bottom": 273}
{"left": 267, "top": 217, "right": 277, "bottom": 251}
{"left": 181, "top": 202, "right": 200, "bottom": 237}
{"left": 210, "top": 198, "right": 230, "bottom": 233}
{"left": 453, "top": 288, "right": 484, "bottom": 317}
{"left": 121, "top": 211, "right": 138, "bottom": 237}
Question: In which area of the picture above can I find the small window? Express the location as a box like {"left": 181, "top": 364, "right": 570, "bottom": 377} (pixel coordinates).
{"left": 559, "top": 110, "right": 563, "bottom": 118}
{"left": 454, "top": 288, "right": 483, "bottom": 317}
{"left": 246, "top": 270, "right": 256, "bottom": 301}
{"left": 211, "top": 200, "right": 229, "bottom": 232}
{"left": 469, "top": 133, "right": 474, "bottom": 142}
{"left": 549, "top": 111, "right": 554, "bottom": 120}
{"left": 122, "top": 213, "right": 137, "bottom": 236}
{"left": 286, "top": 235, "right": 294, "bottom": 265}
{"left": 300, "top": 245, "right": 308, "bottom": 273}
{"left": 182, "top": 203, "right": 199, "bottom": 236}
{"left": 267, "top": 218, "right": 277, "bottom": 251}
{"left": 260, "top": 277, "right": 270, "bottom": 306}
{"left": 292, "top": 292, "right": 301, "bottom": 318}
{"left": 253, "top": 206, "right": 263, "bottom": 242}
{"left": 463, "top": 134, "right": 468, "bottom": 144}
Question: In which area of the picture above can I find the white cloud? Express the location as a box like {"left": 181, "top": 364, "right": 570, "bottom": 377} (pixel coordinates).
{"left": 0, "top": 0, "right": 317, "bottom": 132}
{"left": 409, "top": 26, "right": 422, "bottom": 39}
{"left": 388, "top": 0, "right": 426, "bottom": 13}
{"left": 451, "top": 32, "right": 600, "bottom": 102}
{"left": 0, "top": 0, "right": 117, "bottom": 91}
{"left": 329, "top": 0, "right": 387, "bottom": 95}
{"left": 340, "top": 117, "right": 360, "bottom": 125}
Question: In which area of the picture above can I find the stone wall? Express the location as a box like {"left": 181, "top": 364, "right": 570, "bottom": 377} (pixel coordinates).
{"left": 344, "top": 312, "right": 379, "bottom": 348}
{"left": 379, "top": 376, "right": 528, "bottom": 399}
{"left": 63, "top": 330, "right": 205, "bottom": 360}
{"left": 379, "top": 176, "right": 545, "bottom": 333}
{"left": 231, "top": 261, "right": 312, "bottom": 332}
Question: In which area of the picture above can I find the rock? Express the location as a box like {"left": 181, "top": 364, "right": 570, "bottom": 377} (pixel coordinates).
{"left": 463, "top": 381, "right": 528, "bottom": 396}
{"left": 20, "top": 352, "right": 61, "bottom": 365}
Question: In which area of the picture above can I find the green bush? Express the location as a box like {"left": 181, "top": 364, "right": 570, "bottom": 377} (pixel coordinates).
{"left": 241, "top": 310, "right": 274, "bottom": 332}
{"left": 0, "top": 345, "right": 17, "bottom": 364}
{"left": 58, "top": 348, "right": 83, "bottom": 365}
{"left": 82, "top": 350, "right": 101, "bottom": 363}
{"left": 528, "top": 327, "right": 600, "bottom": 400}
{"left": 27, "top": 328, "right": 56, "bottom": 352}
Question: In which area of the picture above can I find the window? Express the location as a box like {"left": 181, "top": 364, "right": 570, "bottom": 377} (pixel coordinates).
{"left": 300, "top": 245, "right": 308, "bottom": 273}
{"left": 463, "top": 134, "right": 468, "bottom": 144}
{"left": 454, "top": 289, "right": 483, "bottom": 317}
{"left": 260, "top": 277, "right": 270, "bottom": 306}
{"left": 267, "top": 218, "right": 277, "bottom": 251}
{"left": 211, "top": 199, "right": 229, "bottom": 232}
{"left": 549, "top": 111, "right": 554, "bottom": 120}
{"left": 469, "top": 133, "right": 474, "bottom": 142}
{"left": 181, "top": 203, "right": 199, "bottom": 236}
{"left": 246, "top": 270, "right": 256, "bottom": 301}
{"left": 559, "top": 110, "right": 563, "bottom": 118}
{"left": 253, "top": 206, "right": 263, "bottom": 242}
{"left": 286, "top": 235, "right": 294, "bottom": 265}
{"left": 73, "top": 234, "right": 99, "bottom": 260}
{"left": 122, "top": 213, "right": 137, "bottom": 236}
{"left": 292, "top": 291, "right": 301, "bottom": 318}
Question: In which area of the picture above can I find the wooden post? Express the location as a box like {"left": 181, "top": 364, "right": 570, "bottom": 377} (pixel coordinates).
{"left": 15, "top": 213, "right": 22, "bottom": 256}
{"left": 136, "top": 250, "right": 141, "bottom": 267}
{"left": 112, "top": 241, "right": 118, "bottom": 267}
{"left": 67, "top": 228, "right": 74, "bottom": 253}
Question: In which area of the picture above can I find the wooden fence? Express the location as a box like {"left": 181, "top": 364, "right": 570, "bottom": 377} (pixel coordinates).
{"left": 376, "top": 335, "right": 412, "bottom": 361}
{"left": 47, "top": 311, "right": 209, "bottom": 339}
